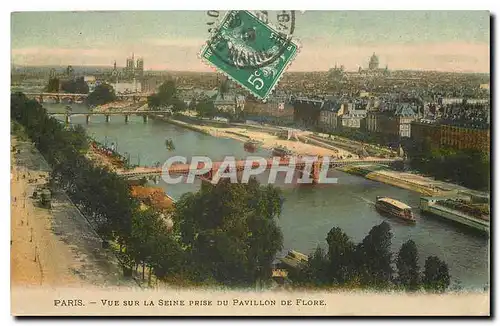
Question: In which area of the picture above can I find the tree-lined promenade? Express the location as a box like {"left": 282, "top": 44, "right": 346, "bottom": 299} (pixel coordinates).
{"left": 11, "top": 92, "right": 452, "bottom": 291}
{"left": 11, "top": 92, "right": 284, "bottom": 287}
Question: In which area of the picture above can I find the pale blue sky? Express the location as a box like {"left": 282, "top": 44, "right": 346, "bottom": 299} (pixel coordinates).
{"left": 11, "top": 11, "right": 490, "bottom": 72}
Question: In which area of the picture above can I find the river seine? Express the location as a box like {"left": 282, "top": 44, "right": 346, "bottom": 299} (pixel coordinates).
{"left": 47, "top": 103, "right": 489, "bottom": 290}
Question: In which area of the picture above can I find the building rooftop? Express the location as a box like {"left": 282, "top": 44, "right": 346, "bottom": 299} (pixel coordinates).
{"left": 394, "top": 103, "right": 418, "bottom": 117}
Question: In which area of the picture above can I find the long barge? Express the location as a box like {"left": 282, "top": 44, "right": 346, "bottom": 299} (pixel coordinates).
{"left": 419, "top": 197, "right": 489, "bottom": 234}
{"left": 375, "top": 196, "right": 416, "bottom": 223}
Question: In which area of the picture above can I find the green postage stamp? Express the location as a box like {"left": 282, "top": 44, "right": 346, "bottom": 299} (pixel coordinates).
{"left": 200, "top": 10, "right": 299, "bottom": 101}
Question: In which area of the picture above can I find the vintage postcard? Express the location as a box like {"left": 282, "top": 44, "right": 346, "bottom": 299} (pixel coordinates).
{"left": 10, "top": 10, "right": 490, "bottom": 316}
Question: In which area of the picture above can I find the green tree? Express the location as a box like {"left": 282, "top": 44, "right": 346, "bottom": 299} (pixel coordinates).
{"left": 407, "top": 136, "right": 490, "bottom": 191}
{"left": 158, "top": 80, "right": 176, "bottom": 102}
{"left": 291, "top": 247, "right": 330, "bottom": 287}
{"left": 326, "top": 227, "right": 356, "bottom": 284}
{"left": 148, "top": 80, "right": 182, "bottom": 111}
{"left": 147, "top": 94, "right": 162, "bottom": 110}
{"left": 171, "top": 98, "right": 187, "bottom": 112}
{"left": 395, "top": 240, "right": 421, "bottom": 291}
{"left": 128, "top": 209, "right": 165, "bottom": 280}
{"left": 355, "top": 222, "right": 394, "bottom": 288}
{"left": 423, "top": 256, "right": 451, "bottom": 292}
{"left": 195, "top": 99, "right": 217, "bottom": 118}
{"left": 66, "top": 124, "right": 89, "bottom": 153}
{"left": 87, "top": 83, "right": 116, "bottom": 106}
{"left": 151, "top": 232, "right": 185, "bottom": 282}
{"left": 46, "top": 78, "right": 60, "bottom": 92}
{"left": 172, "top": 177, "right": 283, "bottom": 287}
{"left": 61, "top": 77, "right": 89, "bottom": 94}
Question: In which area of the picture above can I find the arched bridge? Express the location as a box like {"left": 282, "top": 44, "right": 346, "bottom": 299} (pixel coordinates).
{"left": 116, "top": 157, "right": 402, "bottom": 184}
{"left": 20, "top": 92, "right": 152, "bottom": 104}
{"left": 49, "top": 111, "right": 172, "bottom": 124}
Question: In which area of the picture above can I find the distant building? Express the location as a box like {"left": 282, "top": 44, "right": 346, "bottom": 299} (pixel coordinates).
{"left": 84, "top": 75, "right": 96, "bottom": 83}
{"left": 118, "top": 54, "right": 145, "bottom": 81}
{"left": 394, "top": 103, "right": 419, "bottom": 138}
{"left": 318, "top": 99, "right": 344, "bottom": 132}
{"left": 66, "top": 65, "right": 74, "bottom": 77}
{"left": 368, "top": 52, "right": 379, "bottom": 70}
{"left": 440, "top": 124, "right": 490, "bottom": 152}
{"left": 328, "top": 64, "right": 346, "bottom": 85}
{"left": 136, "top": 58, "right": 144, "bottom": 79}
{"left": 341, "top": 99, "right": 368, "bottom": 129}
{"left": 411, "top": 120, "right": 490, "bottom": 153}
{"left": 125, "top": 55, "right": 135, "bottom": 79}
{"left": 49, "top": 68, "right": 57, "bottom": 79}
{"left": 84, "top": 75, "right": 97, "bottom": 92}
{"left": 439, "top": 97, "right": 489, "bottom": 105}
{"left": 142, "top": 76, "right": 168, "bottom": 93}
{"left": 366, "top": 102, "right": 418, "bottom": 138}
{"left": 355, "top": 53, "right": 390, "bottom": 77}
{"left": 213, "top": 92, "right": 245, "bottom": 114}
{"left": 245, "top": 92, "right": 294, "bottom": 124}
{"left": 113, "top": 81, "right": 142, "bottom": 94}
{"left": 366, "top": 111, "right": 379, "bottom": 133}
{"left": 292, "top": 97, "right": 323, "bottom": 128}
{"left": 410, "top": 120, "right": 441, "bottom": 150}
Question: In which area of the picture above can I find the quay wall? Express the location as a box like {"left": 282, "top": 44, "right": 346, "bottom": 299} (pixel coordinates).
{"left": 420, "top": 202, "right": 489, "bottom": 234}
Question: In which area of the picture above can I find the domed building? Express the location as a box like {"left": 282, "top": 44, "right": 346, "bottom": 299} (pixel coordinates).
{"left": 368, "top": 52, "right": 379, "bottom": 70}
{"left": 357, "top": 53, "right": 390, "bottom": 77}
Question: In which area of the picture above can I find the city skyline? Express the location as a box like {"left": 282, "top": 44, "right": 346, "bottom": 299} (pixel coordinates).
{"left": 11, "top": 11, "right": 490, "bottom": 73}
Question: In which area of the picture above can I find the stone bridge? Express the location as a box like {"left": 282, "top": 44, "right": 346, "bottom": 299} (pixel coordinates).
{"left": 49, "top": 111, "right": 172, "bottom": 124}
{"left": 116, "top": 157, "right": 402, "bottom": 184}
{"left": 21, "top": 92, "right": 152, "bottom": 104}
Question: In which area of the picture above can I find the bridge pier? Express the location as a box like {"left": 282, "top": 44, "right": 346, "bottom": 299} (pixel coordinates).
{"left": 296, "top": 164, "right": 305, "bottom": 179}
{"left": 312, "top": 161, "right": 321, "bottom": 184}
{"left": 85, "top": 115, "right": 90, "bottom": 124}
{"left": 55, "top": 96, "right": 60, "bottom": 104}
{"left": 124, "top": 115, "right": 129, "bottom": 123}
{"left": 105, "top": 115, "right": 110, "bottom": 123}
{"left": 142, "top": 115, "right": 148, "bottom": 123}
{"left": 294, "top": 161, "right": 321, "bottom": 183}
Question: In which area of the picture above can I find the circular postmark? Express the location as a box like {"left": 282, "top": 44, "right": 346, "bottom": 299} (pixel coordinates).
{"left": 205, "top": 10, "right": 296, "bottom": 70}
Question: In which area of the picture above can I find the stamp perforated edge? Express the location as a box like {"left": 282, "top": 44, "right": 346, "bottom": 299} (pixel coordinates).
{"left": 197, "top": 10, "right": 302, "bottom": 102}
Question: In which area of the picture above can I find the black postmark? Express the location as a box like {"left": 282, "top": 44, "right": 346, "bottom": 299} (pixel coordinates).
{"left": 204, "top": 10, "right": 296, "bottom": 70}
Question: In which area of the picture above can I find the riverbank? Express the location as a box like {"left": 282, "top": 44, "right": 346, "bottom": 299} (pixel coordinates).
{"left": 340, "top": 165, "right": 484, "bottom": 198}
{"left": 86, "top": 139, "right": 174, "bottom": 211}
{"left": 153, "top": 114, "right": 354, "bottom": 158}
{"left": 155, "top": 114, "right": 480, "bottom": 199}
{"left": 93, "top": 100, "right": 147, "bottom": 113}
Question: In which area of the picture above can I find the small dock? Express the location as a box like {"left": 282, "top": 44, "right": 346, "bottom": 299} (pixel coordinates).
{"left": 278, "top": 250, "right": 309, "bottom": 270}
